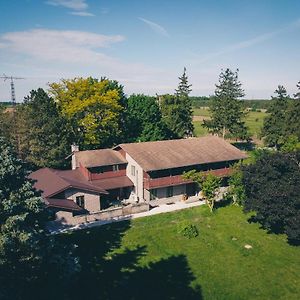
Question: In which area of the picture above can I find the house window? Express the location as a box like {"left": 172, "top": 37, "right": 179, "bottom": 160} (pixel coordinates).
{"left": 150, "top": 189, "right": 157, "bottom": 200}
{"left": 131, "top": 165, "right": 136, "bottom": 176}
{"left": 167, "top": 186, "right": 173, "bottom": 198}
{"left": 112, "top": 164, "right": 119, "bottom": 172}
{"left": 76, "top": 195, "right": 85, "bottom": 209}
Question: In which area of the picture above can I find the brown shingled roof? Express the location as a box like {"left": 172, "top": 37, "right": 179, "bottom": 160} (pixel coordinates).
{"left": 45, "top": 198, "right": 83, "bottom": 211}
{"left": 91, "top": 176, "right": 133, "bottom": 190}
{"left": 74, "top": 149, "right": 127, "bottom": 168}
{"left": 29, "top": 168, "right": 108, "bottom": 198}
{"left": 116, "top": 136, "right": 247, "bottom": 172}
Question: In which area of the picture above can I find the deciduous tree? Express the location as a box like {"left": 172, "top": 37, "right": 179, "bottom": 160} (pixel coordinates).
{"left": 49, "top": 77, "right": 125, "bottom": 149}
{"left": 201, "top": 173, "right": 221, "bottom": 212}
{"left": 228, "top": 168, "right": 246, "bottom": 205}
{"left": 126, "top": 94, "right": 169, "bottom": 142}
{"left": 183, "top": 170, "right": 221, "bottom": 212}
{"left": 242, "top": 151, "right": 300, "bottom": 245}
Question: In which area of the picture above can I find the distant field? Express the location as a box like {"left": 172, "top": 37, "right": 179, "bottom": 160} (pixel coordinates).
{"left": 193, "top": 107, "right": 268, "bottom": 139}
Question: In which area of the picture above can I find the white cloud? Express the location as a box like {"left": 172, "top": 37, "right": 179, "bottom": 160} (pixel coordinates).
{"left": 70, "top": 11, "right": 94, "bottom": 16}
{"left": 46, "top": 0, "right": 94, "bottom": 17}
{"left": 46, "top": 0, "right": 88, "bottom": 10}
{"left": 0, "top": 29, "right": 124, "bottom": 64}
{"left": 138, "top": 17, "right": 169, "bottom": 37}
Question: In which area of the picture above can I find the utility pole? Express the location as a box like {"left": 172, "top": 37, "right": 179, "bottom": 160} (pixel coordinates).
{"left": 0, "top": 74, "right": 25, "bottom": 106}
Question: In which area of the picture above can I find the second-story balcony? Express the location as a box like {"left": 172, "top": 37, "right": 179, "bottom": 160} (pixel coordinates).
{"left": 143, "top": 174, "right": 193, "bottom": 189}
{"left": 143, "top": 167, "right": 233, "bottom": 190}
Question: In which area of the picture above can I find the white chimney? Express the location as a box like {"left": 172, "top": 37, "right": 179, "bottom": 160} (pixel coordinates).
{"left": 71, "top": 144, "right": 79, "bottom": 170}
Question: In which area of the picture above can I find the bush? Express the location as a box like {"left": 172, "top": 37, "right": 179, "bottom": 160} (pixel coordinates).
{"left": 178, "top": 222, "right": 199, "bottom": 239}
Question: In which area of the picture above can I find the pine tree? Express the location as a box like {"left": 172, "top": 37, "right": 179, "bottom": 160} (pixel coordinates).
{"left": 160, "top": 68, "right": 194, "bottom": 138}
{"left": 262, "top": 85, "right": 289, "bottom": 148}
{"left": 175, "top": 67, "right": 192, "bottom": 98}
{"left": 0, "top": 138, "right": 79, "bottom": 300}
{"left": 284, "top": 81, "right": 300, "bottom": 140}
{"left": 175, "top": 67, "right": 194, "bottom": 137}
{"left": 17, "top": 88, "right": 74, "bottom": 168}
{"left": 203, "top": 68, "right": 248, "bottom": 139}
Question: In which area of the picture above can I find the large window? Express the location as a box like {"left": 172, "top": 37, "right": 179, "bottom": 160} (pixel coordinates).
{"left": 150, "top": 189, "right": 158, "bottom": 200}
{"left": 76, "top": 195, "right": 85, "bottom": 209}
{"left": 131, "top": 165, "right": 136, "bottom": 176}
{"left": 167, "top": 186, "right": 173, "bottom": 198}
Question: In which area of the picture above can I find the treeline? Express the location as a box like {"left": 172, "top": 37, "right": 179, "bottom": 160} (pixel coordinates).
{"left": 0, "top": 70, "right": 194, "bottom": 169}
{"left": 1, "top": 67, "right": 299, "bottom": 169}
{"left": 192, "top": 96, "right": 271, "bottom": 110}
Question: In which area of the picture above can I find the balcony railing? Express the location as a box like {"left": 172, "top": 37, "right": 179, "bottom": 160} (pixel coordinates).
{"left": 143, "top": 168, "right": 232, "bottom": 189}
{"left": 143, "top": 175, "right": 193, "bottom": 189}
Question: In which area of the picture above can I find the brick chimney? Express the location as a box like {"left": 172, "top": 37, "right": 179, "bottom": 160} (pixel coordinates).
{"left": 71, "top": 144, "right": 79, "bottom": 170}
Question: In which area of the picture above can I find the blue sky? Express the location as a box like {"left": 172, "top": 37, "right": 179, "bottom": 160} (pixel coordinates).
{"left": 0, "top": 0, "right": 299, "bottom": 101}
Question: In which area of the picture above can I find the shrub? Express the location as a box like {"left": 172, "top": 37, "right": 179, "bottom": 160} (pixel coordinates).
{"left": 178, "top": 222, "right": 199, "bottom": 239}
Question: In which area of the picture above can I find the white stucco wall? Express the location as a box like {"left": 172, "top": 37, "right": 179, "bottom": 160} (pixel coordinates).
{"left": 125, "top": 153, "right": 144, "bottom": 202}
{"left": 64, "top": 188, "right": 101, "bottom": 213}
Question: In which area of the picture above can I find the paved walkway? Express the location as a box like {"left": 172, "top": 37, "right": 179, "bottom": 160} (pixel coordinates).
{"left": 52, "top": 200, "right": 206, "bottom": 234}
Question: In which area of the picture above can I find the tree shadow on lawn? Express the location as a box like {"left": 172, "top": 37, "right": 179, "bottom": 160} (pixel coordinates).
{"left": 58, "top": 220, "right": 203, "bottom": 300}
{"left": 246, "top": 215, "right": 300, "bottom": 246}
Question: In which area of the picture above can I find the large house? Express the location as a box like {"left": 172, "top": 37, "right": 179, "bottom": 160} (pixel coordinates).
{"left": 30, "top": 136, "right": 247, "bottom": 226}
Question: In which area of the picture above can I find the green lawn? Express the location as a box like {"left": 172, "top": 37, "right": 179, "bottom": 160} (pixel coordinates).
{"left": 193, "top": 121, "right": 208, "bottom": 136}
{"left": 245, "top": 111, "right": 267, "bottom": 138}
{"left": 62, "top": 205, "right": 300, "bottom": 300}
{"left": 193, "top": 108, "right": 268, "bottom": 139}
{"left": 193, "top": 107, "right": 211, "bottom": 117}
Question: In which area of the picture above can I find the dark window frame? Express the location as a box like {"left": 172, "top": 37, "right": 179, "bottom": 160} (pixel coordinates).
{"left": 76, "top": 195, "right": 85, "bottom": 209}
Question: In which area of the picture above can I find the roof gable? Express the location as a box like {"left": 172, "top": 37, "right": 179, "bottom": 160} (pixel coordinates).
{"left": 74, "top": 149, "right": 127, "bottom": 168}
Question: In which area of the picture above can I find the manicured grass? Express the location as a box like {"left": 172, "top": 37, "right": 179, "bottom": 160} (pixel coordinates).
{"left": 193, "top": 108, "right": 268, "bottom": 138}
{"left": 64, "top": 205, "right": 300, "bottom": 300}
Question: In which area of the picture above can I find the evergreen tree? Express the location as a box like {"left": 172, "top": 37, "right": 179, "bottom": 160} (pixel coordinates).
{"left": 203, "top": 68, "right": 248, "bottom": 139}
{"left": 284, "top": 81, "right": 300, "bottom": 140}
{"left": 262, "top": 85, "right": 289, "bottom": 148}
{"left": 0, "top": 138, "right": 79, "bottom": 300}
{"left": 175, "top": 67, "right": 192, "bottom": 98}
{"left": 19, "top": 88, "right": 73, "bottom": 168}
{"left": 160, "top": 94, "right": 194, "bottom": 138}
{"left": 126, "top": 94, "right": 169, "bottom": 142}
{"left": 160, "top": 68, "right": 194, "bottom": 138}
